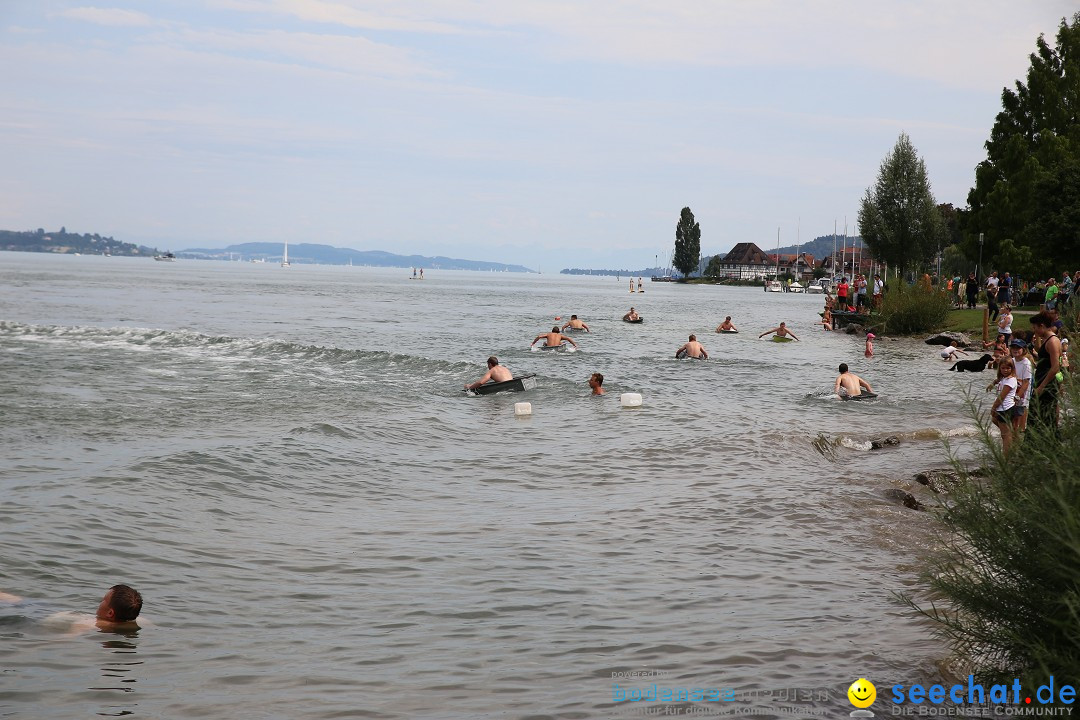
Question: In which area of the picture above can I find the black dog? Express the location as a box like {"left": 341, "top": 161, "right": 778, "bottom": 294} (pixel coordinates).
{"left": 949, "top": 354, "right": 993, "bottom": 372}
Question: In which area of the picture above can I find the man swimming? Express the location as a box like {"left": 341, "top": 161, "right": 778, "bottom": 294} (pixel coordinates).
{"left": 589, "top": 372, "right": 606, "bottom": 395}
{"left": 716, "top": 316, "right": 738, "bottom": 333}
{"left": 0, "top": 584, "right": 143, "bottom": 632}
{"left": 834, "top": 363, "right": 873, "bottom": 398}
{"left": 623, "top": 307, "right": 640, "bottom": 321}
{"left": 531, "top": 327, "right": 579, "bottom": 349}
{"left": 758, "top": 322, "right": 800, "bottom": 341}
{"left": 561, "top": 315, "right": 591, "bottom": 332}
{"left": 675, "top": 334, "right": 708, "bottom": 359}
{"left": 465, "top": 356, "right": 513, "bottom": 390}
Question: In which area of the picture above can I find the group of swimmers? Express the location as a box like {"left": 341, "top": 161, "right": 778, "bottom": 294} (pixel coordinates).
{"left": 467, "top": 310, "right": 874, "bottom": 399}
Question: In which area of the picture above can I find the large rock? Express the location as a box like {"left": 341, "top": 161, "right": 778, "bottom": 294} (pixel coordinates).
{"left": 925, "top": 331, "right": 972, "bottom": 347}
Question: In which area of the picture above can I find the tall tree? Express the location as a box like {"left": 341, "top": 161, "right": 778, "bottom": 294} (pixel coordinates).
{"left": 673, "top": 207, "right": 701, "bottom": 278}
{"left": 857, "top": 133, "right": 945, "bottom": 277}
{"left": 964, "top": 12, "right": 1080, "bottom": 274}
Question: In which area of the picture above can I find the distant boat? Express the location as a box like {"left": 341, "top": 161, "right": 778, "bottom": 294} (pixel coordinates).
{"left": 281, "top": 240, "right": 290, "bottom": 267}
{"left": 765, "top": 279, "right": 783, "bottom": 293}
{"left": 154, "top": 252, "right": 176, "bottom": 262}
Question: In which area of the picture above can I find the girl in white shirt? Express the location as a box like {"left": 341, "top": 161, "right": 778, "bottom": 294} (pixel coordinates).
{"left": 991, "top": 361, "right": 1018, "bottom": 454}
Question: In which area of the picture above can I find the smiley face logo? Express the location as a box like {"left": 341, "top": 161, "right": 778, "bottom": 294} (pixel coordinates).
{"left": 848, "top": 678, "right": 876, "bottom": 708}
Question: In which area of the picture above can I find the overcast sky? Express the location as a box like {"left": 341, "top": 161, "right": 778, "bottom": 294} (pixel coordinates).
{"left": 1, "top": 1, "right": 1074, "bottom": 269}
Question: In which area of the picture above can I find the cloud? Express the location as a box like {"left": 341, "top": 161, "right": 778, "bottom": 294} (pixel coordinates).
{"left": 59, "top": 7, "right": 154, "bottom": 27}
{"left": 208, "top": 0, "right": 1075, "bottom": 92}
{"left": 159, "top": 26, "right": 440, "bottom": 78}
{"left": 209, "top": 0, "right": 464, "bottom": 34}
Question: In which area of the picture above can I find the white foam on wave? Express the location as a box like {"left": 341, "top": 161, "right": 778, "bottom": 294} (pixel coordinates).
{"left": 838, "top": 437, "right": 874, "bottom": 452}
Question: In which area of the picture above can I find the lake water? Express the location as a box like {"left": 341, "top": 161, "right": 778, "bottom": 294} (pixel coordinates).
{"left": 0, "top": 252, "right": 989, "bottom": 719}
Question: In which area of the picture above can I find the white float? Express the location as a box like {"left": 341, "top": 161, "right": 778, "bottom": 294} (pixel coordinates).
{"left": 620, "top": 393, "right": 642, "bottom": 408}
{"left": 514, "top": 402, "right": 533, "bottom": 416}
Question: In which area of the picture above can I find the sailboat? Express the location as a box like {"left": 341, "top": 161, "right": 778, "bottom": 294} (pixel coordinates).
{"left": 281, "top": 239, "right": 290, "bottom": 268}
{"left": 789, "top": 219, "right": 805, "bottom": 292}
{"left": 765, "top": 226, "right": 783, "bottom": 292}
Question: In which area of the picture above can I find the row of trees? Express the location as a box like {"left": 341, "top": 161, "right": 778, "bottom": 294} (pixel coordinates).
{"left": 860, "top": 12, "right": 1080, "bottom": 279}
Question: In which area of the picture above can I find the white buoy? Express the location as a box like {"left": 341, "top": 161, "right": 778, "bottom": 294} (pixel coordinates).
{"left": 620, "top": 392, "right": 642, "bottom": 408}
{"left": 514, "top": 402, "right": 532, "bottom": 416}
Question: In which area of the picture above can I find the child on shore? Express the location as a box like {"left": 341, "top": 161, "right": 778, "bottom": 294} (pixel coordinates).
{"left": 989, "top": 361, "right": 1018, "bottom": 454}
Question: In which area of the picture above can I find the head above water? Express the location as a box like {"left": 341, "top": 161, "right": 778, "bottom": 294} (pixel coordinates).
{"left": 487, "top": 356, "right": 499, "bottom": 368}
{"left": 96, "top": 584, "right": 142, "bottom": 622}
{"left": 589, "top": 372, "right": 603, "bottom": 387}
{"left": 552, "top": 326, "right": 560, "bottom": 333}
{"left": 570, "top": 315, "right": 577, "bottom": 319}
{"left": 838, "top": 363, "right": 849, "bottom": 374}
{"left": 725, "top": 316, "right": 731, "bottom": 321}
{"left": 689, "top": 334, "right": 696, "bottom": 341}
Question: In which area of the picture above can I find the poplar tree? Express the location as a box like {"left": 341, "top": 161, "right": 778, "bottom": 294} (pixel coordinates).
{"left": 857, "top": 133, "right": 944, "bottom": 277}
{"left": 964, "top": 12, "right": 1080, "bottom": 274}
{"left": 673, "top": 207, "right": 701, "bottom": 278}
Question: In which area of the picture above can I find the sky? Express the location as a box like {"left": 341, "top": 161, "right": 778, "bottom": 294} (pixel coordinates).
{"left": 1, "top": 1, "right": 1075, "bottom": 270}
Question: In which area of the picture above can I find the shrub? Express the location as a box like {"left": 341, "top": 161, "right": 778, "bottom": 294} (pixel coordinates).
{"left": 908, "top": 378, "right": 1080, "bottom": 686}
{"left": 877, "top": 283, "right": 953, "bottom": 334}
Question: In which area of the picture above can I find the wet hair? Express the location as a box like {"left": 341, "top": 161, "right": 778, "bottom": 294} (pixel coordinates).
{"left": 779, "top": 322, "right": 786, "bottom": 327}
{"left": 838, "top": 363, "right": 849, "bottom": 373}
{"left": 487, "top": 356, "right": 499, "bottom": 367}
{"left": 552, "top": 326, "right": 560, "bottom": 333}
{"left": 1030, "top": 312, "right": 1054, "bottom": 328}
{"left": 108, "top": 584, "right": 143, "bottom": 622}
{"left": 590, "top": 373, "right": 603, "bottom": 386}
{"left": 571, "top": 315, "right": 577, "bottom": 319}
{"left": 689, "top": 334, "right": 696, "bottom": 341}
{"left": 724, "top": 316, "right": 731, "bottom": 321}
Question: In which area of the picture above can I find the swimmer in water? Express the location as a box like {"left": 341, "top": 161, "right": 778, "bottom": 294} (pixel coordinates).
{"left": 758, "top": 322, "right": 800, "bottom": 341}
{"left": 715, "top": 316, "right": 738, "bottom": 333}
{"left": 834, "top": 363, "right": 873, "bottom": 398}
{"left": 465, "top": 356, "right": 513, "bottom": 390}
{"left": 561, "top": 314, "right": 590, "bottom": 332}
{"left": 675, "top": 334, "right": 709, "bottom": 359}
{"left": 531, "top": 327, "right": 579, "bottom": 349}
{"left": 1, "top": 584, "right": 143, "bottom": 633}
{"left": 589, "top": 372, "right": 606, "bottom": 395}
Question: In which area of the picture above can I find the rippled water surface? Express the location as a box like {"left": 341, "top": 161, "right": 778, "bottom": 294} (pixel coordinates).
{"left": 1, "top": 253, "right": 991, "bottom": 718}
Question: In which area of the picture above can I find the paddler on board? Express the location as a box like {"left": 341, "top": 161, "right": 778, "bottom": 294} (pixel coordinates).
{"left": 531, "top": 327, "right": 579, "bottom": 350}
{"left": 834, "top": 363, "right": 873, "bottom": 398}
{"left": 758, "top": 322, "right": 800, "bottom": 341}
{"left": 465, "top": 356, "right": 513, "bottom": 390}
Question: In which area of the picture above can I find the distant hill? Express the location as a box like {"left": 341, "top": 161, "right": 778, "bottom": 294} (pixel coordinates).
{"left": 771, "top": 234, "right": 864, "bottom": 259}
{"left": 0, "top": 227, "right": 154, "bottom": 256}
{"left": 177, "top": 242, "right": 535, "bottom": 272}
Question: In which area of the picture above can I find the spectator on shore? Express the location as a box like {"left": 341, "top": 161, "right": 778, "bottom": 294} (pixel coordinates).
{"left": 1045, "top": 278, "right": 1060, "bottom": 311}
{"left": 966, "top": 272, "right": 979, "bottom": 309}
{"left": 987, "top": 279, "right": 1000, "bottom": 322}
{"left": 1029, "top": 312, "right": 1062, "bottom": 436}
{"left": 998, "top": 305, "right": 1013, "bottom": 344}
{"left": 999, "top": 272, "right": 1012, "bottom": 306}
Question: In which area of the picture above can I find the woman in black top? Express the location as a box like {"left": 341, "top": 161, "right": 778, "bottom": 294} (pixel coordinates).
{"left": 1029, "top": 312, "right": 1062, "bottom": 435}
